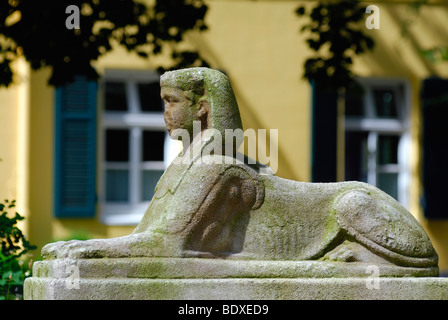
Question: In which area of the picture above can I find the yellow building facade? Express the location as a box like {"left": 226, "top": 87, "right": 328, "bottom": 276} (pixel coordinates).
{"left": 1, "top": 1, "right": 448, "bottom": 273}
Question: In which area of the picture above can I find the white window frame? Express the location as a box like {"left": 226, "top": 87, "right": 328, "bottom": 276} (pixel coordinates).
{"left": 345, "top": 77, "right": 411, "bottom": 208}
{"left": 98, "top": 69, "right": 177, "bottom": 225}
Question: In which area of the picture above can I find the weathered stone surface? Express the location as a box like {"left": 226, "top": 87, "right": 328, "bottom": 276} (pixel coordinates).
{"left": 25, "top": 276, "right": 448, "bottom": 300}
{"left": 26, "top": 257, "right": 448, "bottom": 300}
{"left": 29, "top": 258, "right": 439, "bottom": 280}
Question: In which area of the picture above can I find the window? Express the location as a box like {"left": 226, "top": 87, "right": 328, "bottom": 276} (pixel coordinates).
{"left": 100, "top": 70, "right": 179, "bottom": 225}
{"left": 344, "top": 78, "right": 410, "bottom": 207}
{"left": 421, "top": 77, "right": 448, "bottom": 219}
{"left": 54, "top": 77, "right": 97, "bottom": 218}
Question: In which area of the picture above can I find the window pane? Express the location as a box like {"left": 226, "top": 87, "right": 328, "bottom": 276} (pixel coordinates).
{"left": 105, "top": 169, "right": 129, "bottom": 202}
{"left": 378, "top": 135, "right": 399, "bottom": 165}
{"left": 106, "top": 129, "right": 129, "bottom": 162}
{"left": 105, "top": 82, "right": 127, "bottom": 111}
{"left": 377, "top": 172, "right": 398, "bottom": 200}
{"left": 345, "top": 131, "right": 368, "bottom": 182}
{"left": 373, "top": 89, "right": 398, "bottom": 118}
{"left": 138, "top": 82, "right": 163, "bottom": 112}
{"left": 142, "top": 130, "right": 165, "bottom": 161}
{"left": 142, "top": 170, "right": 164, "bottom": 201}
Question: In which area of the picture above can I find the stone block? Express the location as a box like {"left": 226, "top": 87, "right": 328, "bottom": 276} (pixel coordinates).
{"left": 24, "top": 258, "right": 448, "bottom": 300}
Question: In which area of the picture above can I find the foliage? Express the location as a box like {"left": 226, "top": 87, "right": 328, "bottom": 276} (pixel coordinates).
{"left": 51, "top": 229, "right": 92, "bottom": 243}
{"left": 422, "top": 47, "right": 448, "bottom": 63}
{"left": 400, "top": 0, "right": 427, "bottom": 38}
{"left": 400, "top": 1, "right": 448, "bottom": 63}
{"left": 0, "top": 0, "right": 209, "bottom": 87}
{"left": 296, "top": 0, "right": 375, "bottom": 90}
{"left": 0, "top": 199, "right": 36, "bottom": 300}
{"left": 0, "top": 252, "right": 33, "bottom": 300}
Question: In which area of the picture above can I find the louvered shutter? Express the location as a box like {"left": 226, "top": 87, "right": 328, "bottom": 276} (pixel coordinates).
{"left": 421, "top": 77, "right": 448, "bottom": 219}
{"left": 54, "top": 77, "right": 97, "bottom": 218}
{"left": 311, "top": 81, "right": 338, "bottom": 182}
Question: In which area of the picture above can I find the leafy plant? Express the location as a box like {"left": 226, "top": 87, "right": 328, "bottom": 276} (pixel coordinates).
{"left": 296, "top": 0, "right": 375, "bottom": 91}
{"left": 0, "top": 0, "right": 209, "bottom": 87}
{"left": 0, "top": 199, "right": 36, "bottom": 300}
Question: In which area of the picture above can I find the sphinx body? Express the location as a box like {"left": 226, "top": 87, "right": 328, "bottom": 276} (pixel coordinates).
{"left": 133, "top": 139, "right": 438, "bottom": 271}
{"left": 42, "top": 67, "right": 438, "bottom": 276}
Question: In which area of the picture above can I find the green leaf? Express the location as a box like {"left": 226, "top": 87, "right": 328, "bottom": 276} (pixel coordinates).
{"left": 2, "top": 270, "right": 13, "bottom": 280}
{"left": 11, "top": 270, "right": 23, "bottom": 285}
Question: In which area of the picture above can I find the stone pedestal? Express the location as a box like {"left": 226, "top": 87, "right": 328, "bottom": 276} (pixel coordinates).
{"left": 24, "top": 258, "right": 448, "bottom": 300}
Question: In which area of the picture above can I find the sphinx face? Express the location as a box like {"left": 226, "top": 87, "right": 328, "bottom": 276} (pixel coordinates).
{"left": 161, "top": 86, "right": 198, "bottom": 139}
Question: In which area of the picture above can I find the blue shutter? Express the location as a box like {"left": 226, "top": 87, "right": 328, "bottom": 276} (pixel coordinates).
{"left": 54, "top": 77, "right": 97, "bottom": 218}
{"left": 311, "top": 81, "right": 338, "bottom": 182}
{"left": 421, "top": 77, "right": 448, "bottom": 219}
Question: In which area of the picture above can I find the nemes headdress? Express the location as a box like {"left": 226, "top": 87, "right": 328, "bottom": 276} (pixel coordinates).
{"left": 160, "top": 67, "right": 243, "bottom": 136}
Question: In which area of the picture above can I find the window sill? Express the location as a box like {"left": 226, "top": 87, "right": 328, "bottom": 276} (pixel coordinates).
{"left": 100, "top": 202, "right": 150, "bottom": 226}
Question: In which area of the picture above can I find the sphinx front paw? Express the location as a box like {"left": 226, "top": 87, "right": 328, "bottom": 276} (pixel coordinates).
{"left": 42, "top": 239, "right": 131, "bottom": 260}
{"left": 41, "top": 241, "right": 69, "bottom": 259}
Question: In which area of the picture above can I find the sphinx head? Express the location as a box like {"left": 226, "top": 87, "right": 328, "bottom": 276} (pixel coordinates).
{"left": 160, "top": 67, "right": 243, "bottom": 146}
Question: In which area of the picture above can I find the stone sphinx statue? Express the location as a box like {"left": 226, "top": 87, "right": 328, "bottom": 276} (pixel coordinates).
{"left": 42, "top": 67, "right": 438, "bottom": 278}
